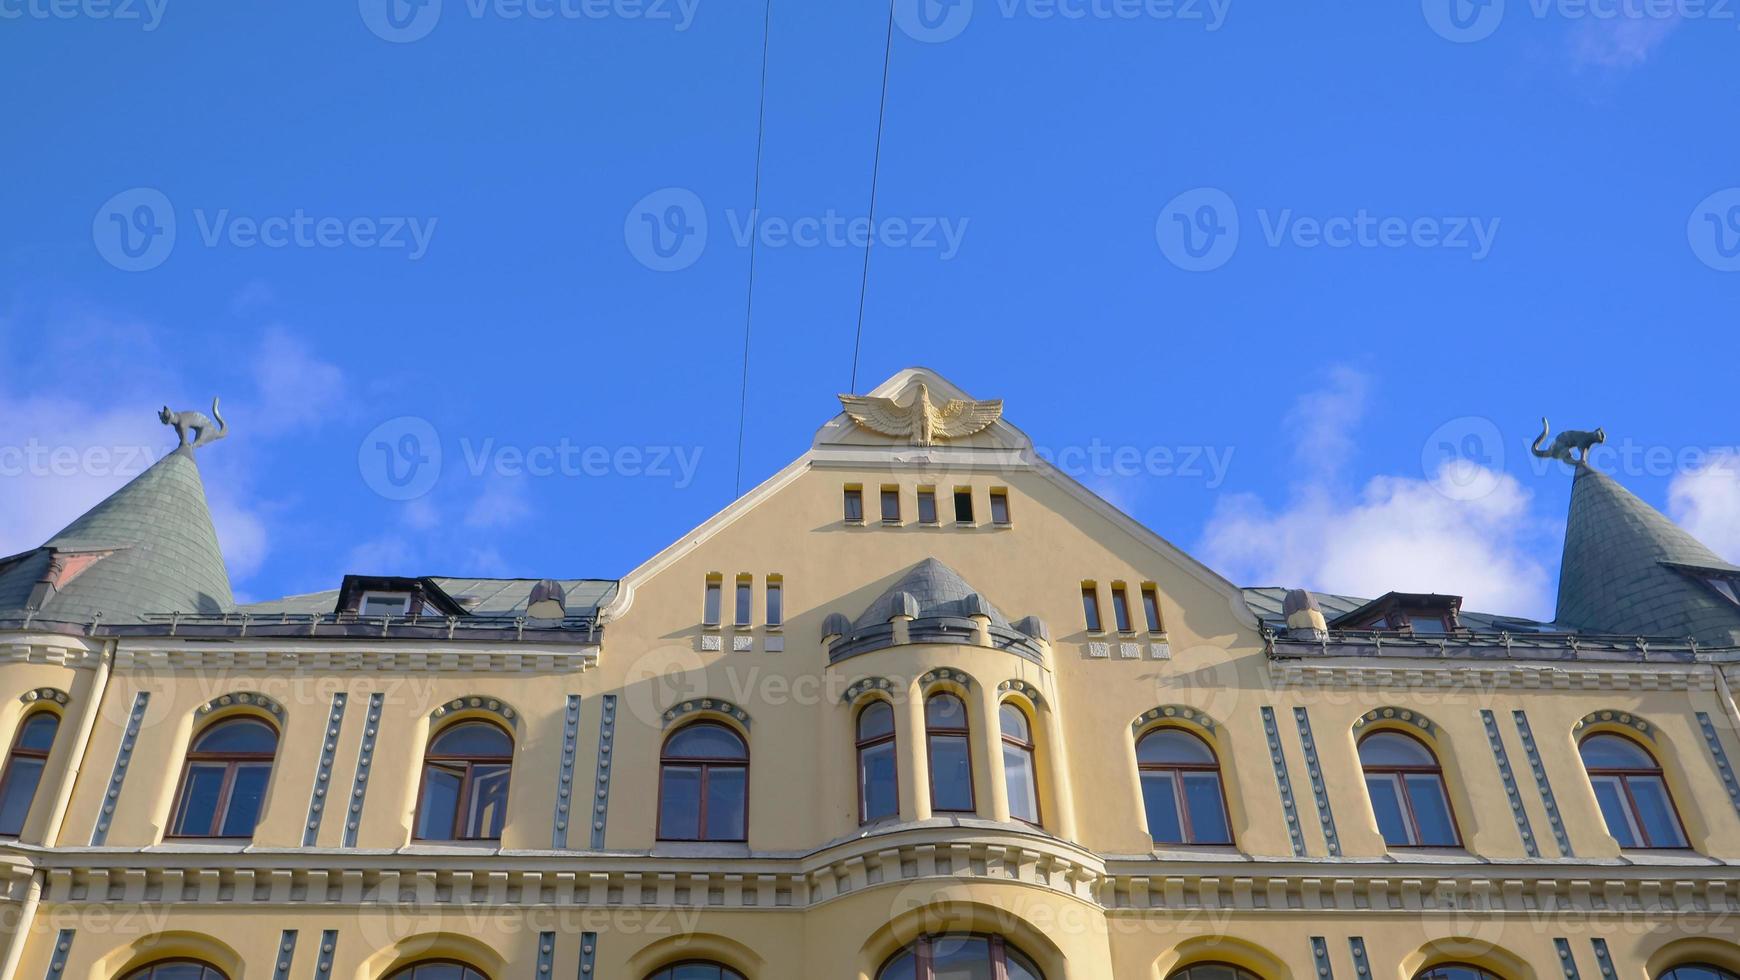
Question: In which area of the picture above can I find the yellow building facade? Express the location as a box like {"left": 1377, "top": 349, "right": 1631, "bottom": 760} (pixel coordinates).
{"left": 0, "top": 367, "right": 1737, "bottom": 979}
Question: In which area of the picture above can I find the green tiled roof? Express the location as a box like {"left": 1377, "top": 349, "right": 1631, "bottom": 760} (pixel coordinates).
{"left": 0, "top": 448, "right": 234, "bottom": 625}
{"left": 1555, "top": 464, "right": 1740, "bottom": 646}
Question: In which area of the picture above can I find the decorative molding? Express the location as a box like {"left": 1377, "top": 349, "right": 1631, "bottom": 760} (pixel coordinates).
{"left": 1086, "top": 642, "right": 1110, "bottom": 659}
{"left": 1573, "top": 709, "right": 1655, "bottom": 740}
{"left": 732, "top": 635, "right": 753, "bottom": 652}
{"left": 1555, "top": 938, "right": 1583, "bottom": 980}
{"left": 342, "top": 694, "right": 384, "bottom": 848}
{"left": 110, "top": 646, "right": 597, "bottom": 674}
{"left": 1261, "top": 707, "right": 1306, "bottom": 858}
{"left": 1311, "top": 937, "right": 1334, "bottom": 980}
{"left": 662, "top": 697, "right": 752, "bottom": 730}
{"left": 42, "top": 929, "right": 73, "bottom": 980}
{"left": 918, "top": 667, "right": 974, "bottom": 691}
{"left": 537, "top": 931, "right": 556, "bottom": 977}
{"left": 90, "top": 692, "right": 147, "bottom": 845}
{"left": 842, "top": 677, "right": 899, "bottom": 705}
{"left": 1274, "top": 662, "right": 1713, "bottom": 693}
{"left": 194, "top": 690, "right": 286, "bottom": 723}
{"left": 700, "top": 634, "right": 723, "bottom": 652}
{"left": 996, "top": 679, "right": 1046, "bottom": 709}
{"left": 313, "top": 929, "right": 337, "bottom": 980}
{"left": 1480, "top": 709, "right": 1540, "bottom": 858}
{"left": 1590, "top": 938, "right": 1617, "bottom": 980}
{"left": 272, "top": 930, "right": 298, "bottom": 980}
{"left": 302, "top": 693, "right": 348, "bottom": 846}
{"left": 1130, "top": 705, "right": 1217, "bottom": 736}
{"left": 1347, "top": 937, "right": 1370, "bottom": 980}
{"left": 431, "top": 695, "right": 519, "bottom": 730}
{"left": 1293, "top": 707, "right": 1341, "bottom": 857}
{"left": 18, "top": 687, "right": 69, "bottom": 708}
{"left": 1351, "top": 706, "right": 1435, "bottom": 736}
{"left": 1149, "top": 641, "right": 1171, "bottom": 660}
{"left": 578, "top": 931, "right": 598, "bottom": 977}
{"left": 0, "top": 641, "right": 103, "bottom": 668}
{"left": 591, "top": 695, "right": 616, "bottom": 849}
{"left": 553, "top": 695, "right": 581, "bottom": 848}
{"left": 1514, "top": 710, "right": 1573, "bottom": 858}
{"left": 1119, "top": 642, "right": 1141, "bottom": 660}
{"left": 1694, "top": 711, "right": 1740, "bottom": 824}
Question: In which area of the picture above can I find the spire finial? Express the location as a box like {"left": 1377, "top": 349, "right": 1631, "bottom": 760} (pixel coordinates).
{"left": 1530, "top": 416, "right": 1605, "bottom": 465}
{"left": 159, "top": 397, "right": 229, "bottom": 452}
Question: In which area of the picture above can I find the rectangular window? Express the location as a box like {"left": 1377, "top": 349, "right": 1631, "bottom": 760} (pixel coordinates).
{"left": 843, "top": 485, "right": 863, "bottom": 522}
{"left": 360, "top": 592, "right": 411, "bottom": 617}
{"left": 989, "top": 488, "right": 1011, "bottom": 525}
{"left": 917, "top": 487, "right": 938, "bottom": 524}
{"left": 735, "top": 575, "right": 752, "bottom": 627}
{"left": 928, "top": 734, "right": 974, "bottom": 812}
{"left": 1082, "top": 583, "right": 1103, "bottom": 632}
{"left": 881, "top": 485, "right": 901, "bottom": 523}
{"left": 1141, "top": 584, "right": 1163, "bottom": 633}
{"left": 766, "top": 575, "right": 783, "bottom": 628}
{"left": 703, "top": 575, "right": 722, "bottom": 626}
{"left": 953, "top": 487, "right": 974, "bottom": 524}
{"left": 1111, "top": 583, "right": 1132, "bottom": 633}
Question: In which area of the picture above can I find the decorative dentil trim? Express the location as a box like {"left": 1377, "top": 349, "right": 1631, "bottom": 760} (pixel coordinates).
{"left": 841, "top": 676, "right": 899, "bottom": 705}
{"left": 662, "top": 697, "right": 752, "bottom": 730}
{"left": 431, "top": 695, "right": 519, "bottom": 730}
{"left": 1131, "top": 704, "right": 1217, "bottom": 736}
{"left": 918, "top": 667, "right": 974, "bottom": 691}
{"left": 1573, "top": 709, "right": 1655, "bottom": 740}
{"left": 18, "top": 687, "right": 70, "bottom": 708}
{"left": 195, "top": 690, "right": 286, "bottom": 723}
{"left": 1351, "top": 706, "right": 1435, "bottom": 736}
{"left": 996, "top": 679, "right": 1046, "bottom": 709}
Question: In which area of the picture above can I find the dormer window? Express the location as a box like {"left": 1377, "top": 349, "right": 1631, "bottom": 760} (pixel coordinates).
{"left": 360, "top": 592, "right": 412, "bottom": 617}
{"left": 1330, "top": 592, "right": 1463, "bottom": 634}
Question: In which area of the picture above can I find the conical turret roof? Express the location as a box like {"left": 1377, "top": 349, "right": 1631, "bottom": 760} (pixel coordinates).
{"left": 1555, "top": 463, "right": 1740, "bottom": 646}
{"left": 0, "top": 447, "right": 233, "bottom": 627}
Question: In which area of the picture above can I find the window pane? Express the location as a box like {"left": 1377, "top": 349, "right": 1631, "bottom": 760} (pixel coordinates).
{"left": 1404, "top": 773, "right": 1459, "bottom": 846}
{"left": 665, "top": 724, "right": 746, "bottom": 759}
{"left": 704, "top": 766, "right": 748, "bottom": 840}
{"left": 17, "top": 714, "right": 59, "bottom": 752}
{"left": 193, "top": 719, "right": 278, "bottom": 754}
{"left": 881, "top": 488, "right": 900, "bottom": 521}
{"left": 1141, "top": 771, "right": 1184, "bottom": 844}
{"left": 174, "top": 763, "right": 228, "bottom": 836}
{"left": 1358, "top": 732, "right": 1436, "bottom": 767}
{"left": 218, "top": 762, "right": 272, "bottom": 837}
{"left": 703, "top": 582, "right": 721, "bottom": 625}
{"left": 1137, "top": 729, "right": 1215, "bottom": 765}
{"left": 408, "top": 964, "right": 464, "bottom": 980}
{"left": 1366, "top": 773, "right": 1414, "bottom": 846}
{"left": 148, "top": 964, "right": 214, "bottom": 980}
{"left": 929, "top": 734, "right": 974, "bottom": 811}
{"left": 735, "top": 581, "right": 751, "bottom": 625}
{"left": 1005, "top": 947, "right": 1045, "bottom": 980}
{"left": 953, "top": 490, "right": 974, "bottom": 522}
{"left": 1003, "top": 744, "right": 1039, "bottom": 823}
{"left": 659, "top": 765, "right": 702, "bottom": 840}
{"left": 416, "top": 763, "right": 465, "bottom": 839}
{"left": 1182, "top": 771, "right": 1232, "bottom": 844}
{"left": 429, "top": 722, "right": 512, "bottom": 758}
{"left": 1082, "top": 588, "right": 1101, "bottom": 632}
{"left": 1142, "top": 589, "right": 1162, "bottom": 632}
{"left": 1580, "top": 734, "right": 1655, "bottom": 769}
{"left": 465, "top": 764, "right": 511, "bottom": 838}
{"left": 928, "top": 935, "right": 993, "bottom": 980}
{"left": 0, "top": 757, "right": 45, "bottom": 835}
{"left": 998, "top": 703, "right": 1030, "bottom": 742}
{"left": 766, "top": 583, "right": 782, "bottom": 626}
{"left": 672, "top": 964, "right": 725, "bottom": 980}
{"left": 926, "top": 695, "right": 967, "bottom": 729}
{"left": 858, "top": 701, "right": 895, "bottom": 740}
{"left": 1589, "top": 775, "right": 1640, "bottom": 847}
{"left": 1627, "top": 775, "right": 1687, "bottom": 847}
{"left": 844, "top": 488, "right": 863, "bottom": 521}
{"left": 917, "top": 490, "right": 937, "bottom": 524}
{"left": 1112, "top": 588, "right": 1131, "bottom": 632}
{"left": 989, "top": 491, "right": 1010, "bottom": 524}
{"left": 878, "top": 951, "right": 918, "bottom": 980}
{"left": 860, "top": 741, "right": 898, "bottom": 821}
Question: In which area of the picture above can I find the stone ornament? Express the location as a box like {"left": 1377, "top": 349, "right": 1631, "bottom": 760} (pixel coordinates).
{"left": 196, "top": 690, "right": 286, "bottom": 721}
{"left": 838, "top": 383, "right": 1002, "bottom": 446}
{"left": 430, "top": 695, "right": 519, "bottom": 729}
{"left": 997, "top": 679, "right": 1046, "bottom": 709}
{"left": 1572, "top": 709, "right": 1653, "bottom": 739}
{"left": 1350, "top": 706, "right": 1436, "bottom": 736}
{"left": 663, "top": 697, "right": 752, "bottom": 729}
{"left": 842, "top": 676, "right": 898, "bottom": 704}
{"left": 19, "top": 687, "right": 70, "bottom": 706}
{"left": 1130, "top": 704, "right": 1216, "bottom": 735}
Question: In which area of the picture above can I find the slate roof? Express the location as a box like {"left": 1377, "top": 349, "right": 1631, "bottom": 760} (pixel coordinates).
{"left": 0, "top": 448, "right": 234, "bottom": 626}
{"left": 239, "top": 578, "right": 618, "bottom": 619}
{"left": 849, "top": 558, "right": 1014, "bottom": 631}
{"left": 1241, "top": 587, "right": 1553, "bottom": 634}
{"left": 1554, "top": 463, "right": 1740, "bottom": 646}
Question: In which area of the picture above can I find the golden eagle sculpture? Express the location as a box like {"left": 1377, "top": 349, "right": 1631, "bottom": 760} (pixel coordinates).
{"left": 837, "top": 383, "right": 1003, "bottom": 446}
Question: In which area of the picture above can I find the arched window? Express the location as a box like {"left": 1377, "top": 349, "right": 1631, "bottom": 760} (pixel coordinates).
{"left": 1167, "top": 964, "right": 1265, "bottom": 980}
{"left": 878, "top": 934, "right": 1043, "bottom": 980}
{"left": 169, "top": 716, "right": 278, "bottom": 839}
{"left": 1136, "top": 728, "right": 1231, "bottom": 845}
{"left": 925, "top": 694, "right": 974, "bottom": 813}
{"left": 658, "top": 722, "right": 748, "bottom": 841}
{"left": 385, "top": 961, "right": 490, "bottom": 980}
{"left": 856, "top": 701, "right": 898, "bottom": 823}
{"left": 1358, "top": 730, "right": 1459, "bottom": 847}
{"left": 0, "top": 712, "right": 60, "bottom": 837}
{"left": 1658, "top": 966, "right": 1740, "bottom": 980}
{"left": 1580, "top": 732, "right": 1688, "bottom": 848}
{"left": 999, "top": 702, "right": 1040, "bottom": 824}
{"left": 1414, "top": 964, "right": 1505, "bottom": 980}
{"left": 121, "top": 960, "right": 229, "bottom": 980}
{"left": 646, "top": 963, "right": 746, "bottom": 980}
{"left": 415, "top": 720, "right": 514, "bottom": 841}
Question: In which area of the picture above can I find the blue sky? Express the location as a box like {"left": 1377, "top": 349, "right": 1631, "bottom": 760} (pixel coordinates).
{"left": 3, "top": 0, "right": 1739, "bottom": 619}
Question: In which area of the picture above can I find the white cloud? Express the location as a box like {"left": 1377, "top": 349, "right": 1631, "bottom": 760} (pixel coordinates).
{"left": 1199, "top": 369, "right": 1555, "bottom": 619}
{"left": 463, "top": 477, "right": 532, "bottom": 529}
{"left": 1569, "top": 14, "right": 1680, "bottom": 69}
{"left": 247, "top": 326, "right": 348, "bottom": 436}
{"left": 1668, "top": 452, "right": 1740, "bottom": 563}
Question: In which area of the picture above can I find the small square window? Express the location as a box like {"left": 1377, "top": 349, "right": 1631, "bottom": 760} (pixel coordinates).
{"left": 1111, "top": 583, "right": 1132, "bottom": 633}
{"left": 702, "top": 576, "right": 722, "bottom": 627}
{"left": 954, "top": 488, "right": 975, "bottom": 524}
{"left": 917, "top": 487, "right": 938, "bottom": 524}
{"left": 1081, "top": 583, "right": 1103, "bottom": 633}
{"left": 766, "top": 576, "right": 783, "bottom": 628}
{"left": 1141, "top": 584, "right": 1163, "bottom": 633}
{"left": 989, "top": 488, "right": 1010, "bottom": 525}
{"left": 881, "top": 486, "right": 901, "bottom": 523}
{"left": 843, "top": 486, "right": 864, "bottom": 522}
{"left": 735, "top": 575, "right": 753, "bottom": 627}
{"left": 360, "top": 592, "right": 411, "bottom": 617}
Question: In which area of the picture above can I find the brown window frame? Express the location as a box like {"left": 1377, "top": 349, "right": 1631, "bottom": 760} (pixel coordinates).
{"left": 916, "top": 486, "right": 938, "bottom": 524}
{"left": 1136, "top": 727, "right": 1234, "bottom": 846}
{"left": 1358, "top": 729, "right": 1463, "bottom": 848}
{"left": 384, "top": 960, "right": 492, "bottom": 980}
{"left": 1141, "top": 584, "right": 1164, "bottom": 633}
{"left": 924, "top": 693, "right": 976, "bottom": 814}
{"left": 166, "top": 716, "right": 279, "bottom": 841}
{"left": 1081, "top": 583, "right": 1103, "bottom": 633}
{"left": 843, "top": 486, "right": 864, "bottom": 523}
{"left": 952, "top": 487, "right": 975, "bottom": 524}
{"left": 121, "top": 960, "right": 232, "bottom": 980}
{"left": 879, "top": 934, "right": 1042, "bottom": 980}
{"left": 999, "top": 701, "right": 1042, "bottom": 827}
{"left": 0, "top": 710, "right": 59, "bottom": 838}
{"left": 412, "top": 719, "right": 516, "bottom": 842}
{"left": 855, "top": 700, "right": 900, "bottom": 824}
{"left": 989, "top": 487, "right": 1011, "bottom": 525}
{"left": 880, "top": 485, "right": 901, "bottom": 523}
{"left": 1579, "top": 732, "right": 1690, "bottom": 849}
{"left": 656, "top": 722, "right": 750, "bottom": 842}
